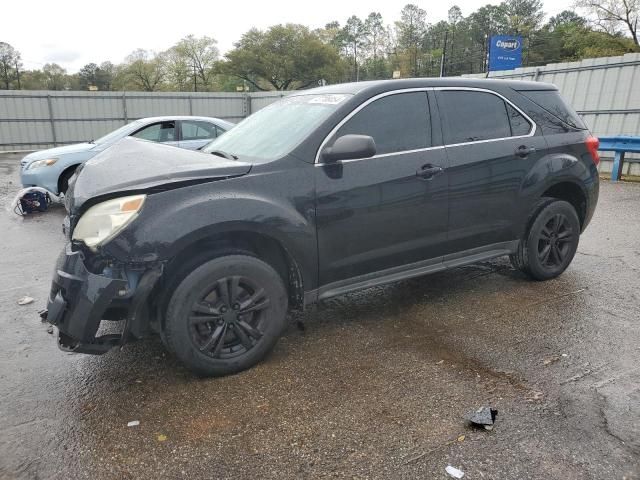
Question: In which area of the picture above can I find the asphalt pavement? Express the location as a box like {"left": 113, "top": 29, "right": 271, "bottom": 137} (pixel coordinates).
{"left": 0, "top": 152, "right": 638, "bottom": 479}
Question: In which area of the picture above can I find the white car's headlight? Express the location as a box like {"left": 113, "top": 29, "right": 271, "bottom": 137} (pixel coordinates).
{"left": 72, "top": 194, "right": 146, "bottom": 250}
{"left": 27, "top": 158, "right": 58, "bottom": 169}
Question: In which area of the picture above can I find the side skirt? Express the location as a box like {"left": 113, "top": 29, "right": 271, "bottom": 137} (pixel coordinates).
{"left": 304, "top": 240, "right": 518, "bottom": 304}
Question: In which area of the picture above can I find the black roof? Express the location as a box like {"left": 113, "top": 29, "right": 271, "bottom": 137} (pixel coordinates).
{"left": 299, "top": 77, "right": 557, "bottom": 96}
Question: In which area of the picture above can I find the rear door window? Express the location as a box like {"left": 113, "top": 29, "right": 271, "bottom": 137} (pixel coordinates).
{"left": 334, "top": 92, "right": 431, "bottom": 155}
{"left": 437, "top": 90, "right": 512, "bottom": 144}
{"left": 181, "top": 120, "right": 218, "bottom": 140}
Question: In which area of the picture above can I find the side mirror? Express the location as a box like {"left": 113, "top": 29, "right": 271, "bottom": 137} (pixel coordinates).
{"left": 321, "top": 134, "right": 376, "bottom": 163}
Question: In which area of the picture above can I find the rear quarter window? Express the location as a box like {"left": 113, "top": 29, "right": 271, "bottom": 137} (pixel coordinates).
{"left": 519, "top": 90, "right": 586, "bottom": 130}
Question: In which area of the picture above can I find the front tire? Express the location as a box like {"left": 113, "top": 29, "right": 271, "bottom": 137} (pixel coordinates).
{"left": 163, "top": 255, "right": 288, "bottom": 376}
{"left": 510, "top": 199, "right": 580, "bottom": 281}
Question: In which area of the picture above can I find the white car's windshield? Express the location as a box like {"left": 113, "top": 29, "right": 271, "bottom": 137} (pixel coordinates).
{"left": 202, "top": 94, "right": 351, "bottom": 161}
{"left": 94, "top": 120, "right": 144, "bottom": 145}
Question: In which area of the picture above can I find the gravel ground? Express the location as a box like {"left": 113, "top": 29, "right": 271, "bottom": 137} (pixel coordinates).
{"left": 0, "top": 152, "right": 638, "bottom": 479}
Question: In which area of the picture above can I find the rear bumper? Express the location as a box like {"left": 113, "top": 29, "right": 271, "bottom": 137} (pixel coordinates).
{"left": 582, "top": 171, "right": 599, "bottom": 232}
{"left": 43, "top": 244, "right": 160, "bottom": 354}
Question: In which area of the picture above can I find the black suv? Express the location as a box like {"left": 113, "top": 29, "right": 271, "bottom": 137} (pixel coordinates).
{"left": 43, "top": 78, "right": 600, "bottom": 376}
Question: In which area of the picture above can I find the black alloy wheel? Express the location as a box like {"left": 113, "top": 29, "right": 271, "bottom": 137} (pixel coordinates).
{"left": 536, "top": 213, "right": 575, "bottom": 269}
{"left": 163, "top": 254, "right": 288, "bottom": 376}
{"left": 510, "top": 198, "right": 580, "bottom": 281}
{"left": 189, "top": 275, "right": 270, "bottom": 359}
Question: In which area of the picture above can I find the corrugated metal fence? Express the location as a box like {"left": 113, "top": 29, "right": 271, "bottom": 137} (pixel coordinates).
{"left": 464, "top": 52, "right": 640, "bottom": 173}
{"left": 464, "top": 53, "right": 640, "bottom": 140}
{"left": 3, "top": 54, "right": 640, "bottom": 156}
{"left": 0, "top": 90, "right": 285, "bottom": 151}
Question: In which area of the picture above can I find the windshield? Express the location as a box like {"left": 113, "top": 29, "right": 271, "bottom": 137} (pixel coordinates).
{"left": 94, "top": 120, "right": 144, "bottom": 145}
{"left": 202, "top": 93, "right": 351, "bottom": 161}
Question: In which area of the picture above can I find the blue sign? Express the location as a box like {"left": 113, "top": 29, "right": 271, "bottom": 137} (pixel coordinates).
{"left": 489, "top": 35, "right": 522, "bottom": 72}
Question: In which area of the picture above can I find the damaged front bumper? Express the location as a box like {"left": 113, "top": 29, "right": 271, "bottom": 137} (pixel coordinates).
{"left": 42, "top": 243, "right": 162, "bottom": 354}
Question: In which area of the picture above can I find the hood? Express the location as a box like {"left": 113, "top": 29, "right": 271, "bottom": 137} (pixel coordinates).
{"left": 23, "top": 143, "right": 95, "bottom": 162}
{"left": 70, "top": 137, "right": 252, "bottom": 212}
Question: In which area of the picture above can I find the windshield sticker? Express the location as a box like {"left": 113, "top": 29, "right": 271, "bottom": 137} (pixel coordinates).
{"left": 308, "top": 94, "right": 349, "bottom": 105}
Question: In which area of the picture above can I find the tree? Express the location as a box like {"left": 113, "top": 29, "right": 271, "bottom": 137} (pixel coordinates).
{"left": 467, "top": 5, "right": 508, "bottom": 72}
{"left": 395, "top": 4, "right": 428, "bottom": 76}
{"left": 564, "top": 25, "right": 638, "bottom": 56}
{"left": 363, "top": 12, "right": 389, "bottom": 79}
{"left": 78, "top": 63, "right": 99, "bottom": 89}
{"left": 164, "top": 46, "right": 193, "bottom": 91}
{"left": 342, "top": 16, "right": 368, "bottom": 81}
{"left": 172, "top": 35, "right": 219, "bottom": 90}
{"left": 321, "top": 21, "right": 347, "bottom": 53}
{"left": 97, "top": 61, "right": 115, "bottom": 90}
{"left": 501, "top": 0, "right": 545, "bottom": 34}
{"left": 0, "top": 42, "right": 21, "bottom": 89}
{"left": 124, "top": 49, "right": 166, "bottom": 91}
{"left": 43, "top": 63, "right": 67, "bottom": 90}
{"left": 574, "top": 0, "right": 639, "bottom": 45}
{"left": 548, "top": 10, "right": 587, "bottom": 30}
{"left": 222, "top": 24, "right": 344, "bottom": 90}
{"left": 445, "top": 6, "right": 464, "bottom": 76}
{"left": 448, "top": 6, "right": 463, "bottom": 26}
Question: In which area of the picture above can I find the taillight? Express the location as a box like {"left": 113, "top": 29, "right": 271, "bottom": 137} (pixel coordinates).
{"left": 585, "top": 135, "right": 600, "bottom": 166}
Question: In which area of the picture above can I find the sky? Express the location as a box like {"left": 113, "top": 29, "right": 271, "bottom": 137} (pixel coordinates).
{"left": 4, "top": 0, "right": 574, "bottom": 73}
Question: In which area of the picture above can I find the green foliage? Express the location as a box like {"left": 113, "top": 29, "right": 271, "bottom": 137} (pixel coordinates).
{"left": 78, "top": 62, "right": 115, "bottom": 90}
{"left": 171, "top": 35, "right": 219, "bottom": 91}
{"left": 574, "top": 0, "right": 639, "bottom": 46}
{"left": 122, "top": 49, "right": 166, "bottom": 91}
{"left": 43, "top": 63, "right": 67, "bottom": 90}
{"left": 396, "top": 4, "right": 428, "bottom": 76}
{"left": 0, "top": 42, "right": 22, "bottom": 89}
{"left": 1, "top": 0, "right": 639, "bottom": 92}
{"left": 221, "top": 24, "right": 345, "bottom": 90}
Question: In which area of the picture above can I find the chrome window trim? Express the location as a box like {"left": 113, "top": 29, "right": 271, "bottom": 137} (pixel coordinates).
{"left": 314, "top": 86, "right": 537, "bottom": 165}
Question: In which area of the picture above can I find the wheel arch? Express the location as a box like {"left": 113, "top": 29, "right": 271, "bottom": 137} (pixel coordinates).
{"left": 57, "top": 163, "right": 81, "bottom": 193}
{"left": 152, "top": 227, "right": 306, "bottom": 320}
{"left": 540, "top": 181, "right": 587, "bottom": 229}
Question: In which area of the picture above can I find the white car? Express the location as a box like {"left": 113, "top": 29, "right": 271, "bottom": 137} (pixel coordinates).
{"left": 20, "top": 116, "right": 234, "bottom": 194}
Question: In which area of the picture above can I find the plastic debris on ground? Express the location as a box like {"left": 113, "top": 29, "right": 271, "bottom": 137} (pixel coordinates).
{"left": 446, "top": 465, "right": 465, "bottom": 478}
{"left": 10, "top": 187, "right": 62, "bottom": 216}
{"left": 127, "top": 420, "right": 140, "bottom": 427}
{"left": 465, "top": 406, "right": 498, "bottom": 430}
{"left": 17, "top": 296, "right": 34, "bottom": 305}
{"left": 543, "top": 355, "right": 561, "bottom": 366}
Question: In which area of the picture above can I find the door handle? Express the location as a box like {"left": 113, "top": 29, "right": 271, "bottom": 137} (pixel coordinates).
{"left": 515, "top": 145, "right": 536, "bottom": 157}
{"left": 416, "top": 164, "right": 444, "bottom": 180}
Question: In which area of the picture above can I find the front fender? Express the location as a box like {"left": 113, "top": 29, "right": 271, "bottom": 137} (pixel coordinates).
{"left": 101, "top": 175, "right": 317, "bottom": 289}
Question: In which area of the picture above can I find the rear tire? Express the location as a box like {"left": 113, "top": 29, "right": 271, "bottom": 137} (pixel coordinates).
{"left": 510, "top": 199, "right": 580, "bottom": 281}
{"left": 163, "top": 255, "right": 288, "bottom": 376}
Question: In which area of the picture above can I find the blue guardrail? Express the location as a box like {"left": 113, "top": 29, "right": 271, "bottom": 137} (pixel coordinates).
{"left": 599, "top": 136, "right": 640, "bottom": 182}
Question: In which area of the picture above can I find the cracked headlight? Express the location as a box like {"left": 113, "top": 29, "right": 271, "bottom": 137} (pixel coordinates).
{"left": 27, "top": 158, "right": 58, "bottom": 169}
{"left": 72, "top": 194, "right": 146, "bottom": 250}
